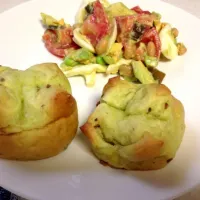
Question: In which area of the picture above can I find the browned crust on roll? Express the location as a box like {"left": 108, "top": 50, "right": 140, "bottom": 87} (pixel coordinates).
{"left": 80, "top": 122, "right": 95, "bottom": 142}
{"left": 0, "top": 109, "right": 78, "bottom": 160}
{"left": 102, "top": 76, "right": 121, "bottom": 95}
{"left": 131, "top": 134, "right": 164, "bottom": 162}
{"left": 99, "top": 156, "right": 170, "bottom": 171}
{"left": 125, "top": 156, "right": 171, "bottom": 171}
{"left": 81, "top": 122, "right": 168, "bottom": 171}
{"left": 156, "top": 84, "right": 171, "bottom": 96}
{"left": 46, "top": 91, "right": 77, "bottom": 121}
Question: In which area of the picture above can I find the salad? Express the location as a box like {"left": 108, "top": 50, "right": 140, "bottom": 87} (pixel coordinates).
{"left": 41, "top": 0, "right": 187, "bottom": 86}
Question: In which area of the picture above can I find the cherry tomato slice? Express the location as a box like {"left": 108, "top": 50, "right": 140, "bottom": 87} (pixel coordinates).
{"left": 42, "top": 28, "right": 79, "bottom": 58}
{"left": 45, "top": 42, "right": 66, "bottom": 58}
{"left": 82, "top": 0, "right": 109, "bottom": 46}
{"left": 140, "top": 27, "right": 161, "bottom": 57}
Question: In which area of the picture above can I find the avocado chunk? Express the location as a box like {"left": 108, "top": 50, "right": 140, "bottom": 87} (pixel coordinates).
{"left": 106, "top": 2, "right": 136, "bottom": 17}
{"left": 103, "top": 56, "right": 115, "bottom": 65}
{"left": 154, "top": 20, "right": 162, "bottom": 32}
{"left": 103, "top": 43, "right": 123, "bottom": 64}
{"left": 119, "top": 64, "right": 133, "bottom": 77}
{"left": 132, "top": 60, "right": 157, "bottom": 84}
{"left": 144, "top": 55, "right": 159, "bottom": 68}
{"left": 66, "top": 48, "right": 96, "bottom": 65}
{"left": 151, "top": 12, "right": 162, "bottom": 20}
{"left": 106, "top": 59, "right": 132, "bottom": 74}
{"left": 63, "top": 58, "right": 79, "bottom": 67}
{"left": 41, "top": 13, "right": 65, "bottom": 27}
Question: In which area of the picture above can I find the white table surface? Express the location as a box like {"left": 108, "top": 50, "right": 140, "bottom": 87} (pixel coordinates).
{"left": 0, "top": 0, "right": 200, "bottom": 200}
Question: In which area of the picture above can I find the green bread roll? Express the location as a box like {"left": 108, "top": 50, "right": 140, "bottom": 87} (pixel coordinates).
{"left": 0, "top": 63, "right": 78, "bottom": 160}
{"left": 81, "top": 76, "right": 185, "bottom": 170}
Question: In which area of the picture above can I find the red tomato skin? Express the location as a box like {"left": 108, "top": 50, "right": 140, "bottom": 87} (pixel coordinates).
{"left": 137, "top": 14, "right": 154, "bottom": 27}
{"left": 115, "top": 13, "right": 154, "bottom": 43}
{"left": 140, "top": 27, "right": 161, "bottom": 57}
{"left": 115, "top": 15, "right": 137, "bottom": 43}
{"left": 131, "top": 6, "right": 153, "bottom": 27}
{"left": 131, "top": 6, "right": 151, "bottom": 15}
{"left": 81, "top": 0, "right": 109, "bottom": 46}
{"left": 115, "top": 15, "right": 161, "bottom": 58}
{"left": 45, "top": 42, "right": 66, "bottom": 58}
{"left": 42, "top": 28, "right": 79, "bottom": 58}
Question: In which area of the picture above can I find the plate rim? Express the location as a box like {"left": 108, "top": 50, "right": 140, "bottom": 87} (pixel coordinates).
{"left": 0, "top": 0, "right": 200, "bottom": 200}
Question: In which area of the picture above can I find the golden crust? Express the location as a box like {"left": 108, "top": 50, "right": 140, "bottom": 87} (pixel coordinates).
{"left": 44, "top": 90, "right": 77, "bottom": 121}
{"left": 102, "top": 76, "right": 121, "bottom": 95}
{"left": 156, "top": 84, "right": 171, "bottom": 96}
{"left": 81, "top": 122, "right": 168, "bottom": 170}
{"left": 0, "top": 109, "right": 78, "bottom": 160}
{"left": 124, "top": 156, "right": 170, "bottom": 171}
{"left": 100, "top": 156, "right": 170, "bottom": 171}
{"left": 131, "top": 133, "right": 164, "bottom": 162}
{"left": 80, "top": 122, "right": 95, "bottom": 142}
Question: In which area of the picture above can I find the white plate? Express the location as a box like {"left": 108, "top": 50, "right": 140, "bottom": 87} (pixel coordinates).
{"left": 0, "top": 0, "right": 200, "bottom": 200}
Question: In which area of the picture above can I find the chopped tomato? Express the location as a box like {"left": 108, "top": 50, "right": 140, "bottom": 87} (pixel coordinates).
{"left": 140, "top": 27, "right": 161, "bottom": 57}
{"left": 81, "top": 0, "right": 109, "bottom": 46}
{"left": 116, "top": 16, "right": 136, "bottom": 33}
{"left": 116, "top": 14, "right": 153, "bottom": 43}
{"left": 56, "top": 27, "right": 74, "bottom": 47}
{"left": 131, "top": 6, "right": 151, "bottom": 15}
{"left": 131, "top": 6, "right": 153, "bottom": 27}
{"left": 45, "top": 42, "right": 66, "bottom": 58}
{"left": 115, "top": 15, "right": 136, "bottom": 43}
{"left": 42, "top": 27, "right": 79, "bottom": 58}
{"left": 137, "top": 14, "right": 154, "bottom": 27}
{"left": 115, "top": 12, "right": 157, "bottom": 59}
